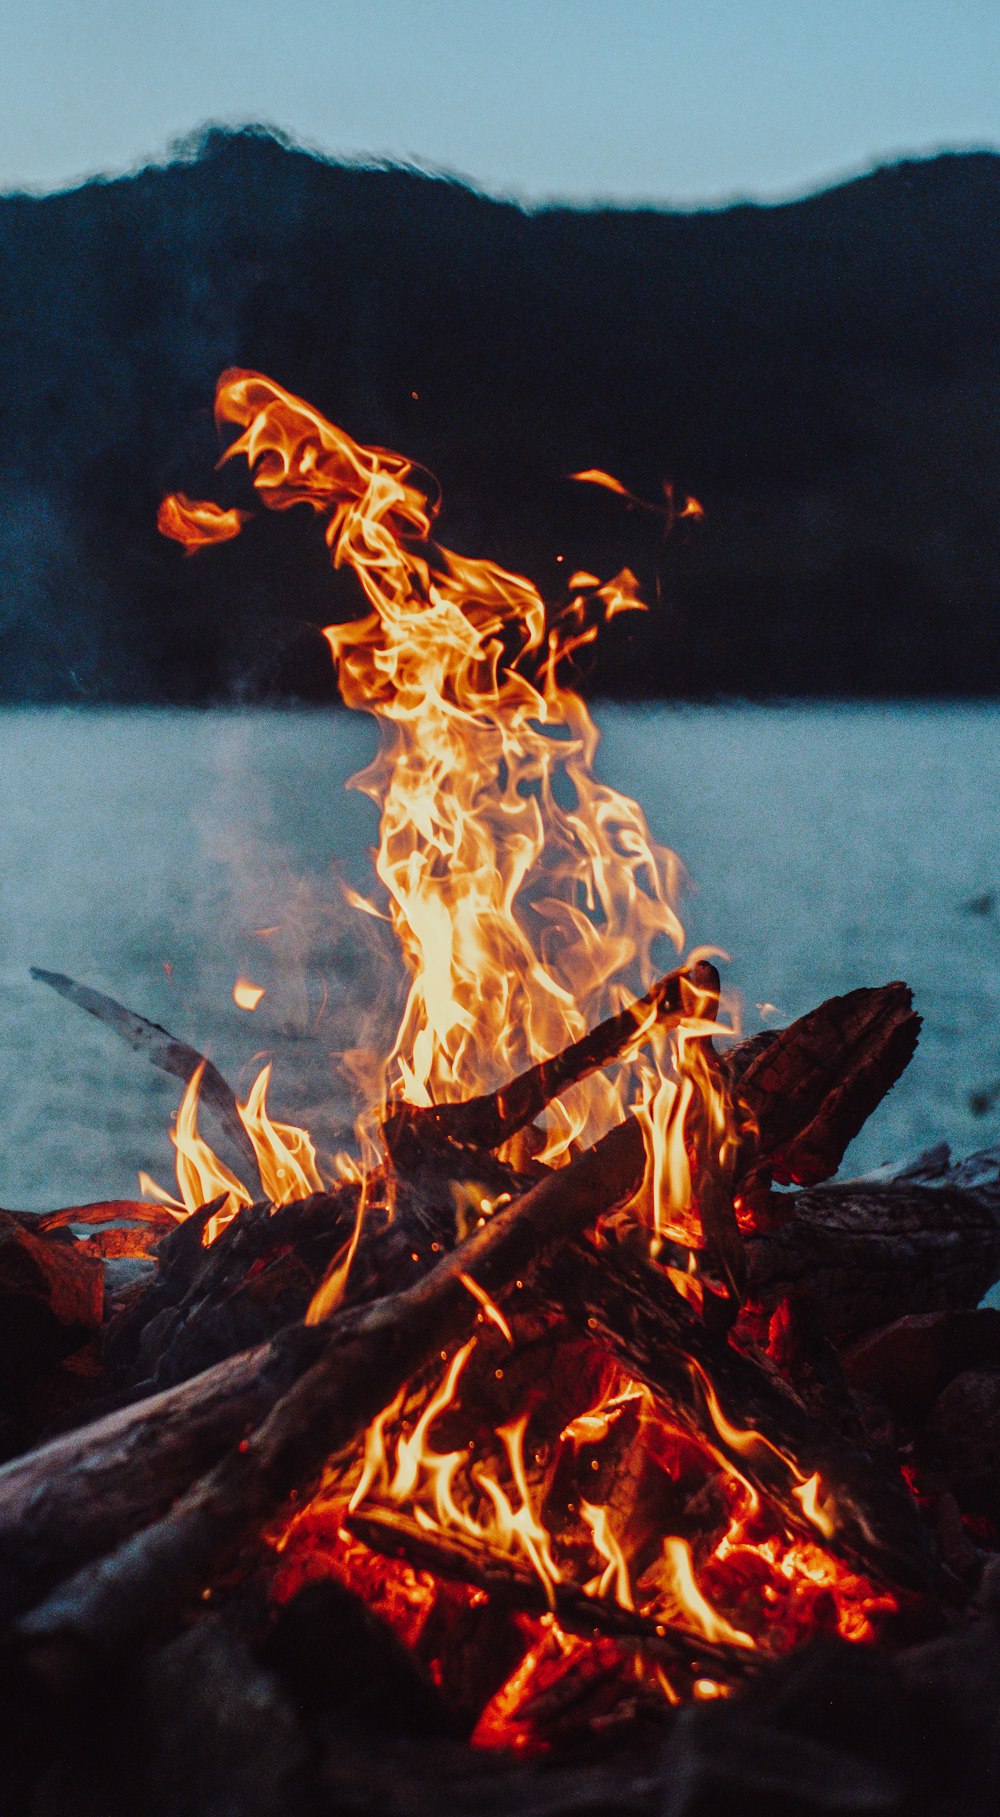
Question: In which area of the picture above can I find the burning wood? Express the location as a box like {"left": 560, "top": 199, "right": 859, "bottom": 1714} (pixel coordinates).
{"left": 7, "top": 373, "right": 1000, "bottom": 1812}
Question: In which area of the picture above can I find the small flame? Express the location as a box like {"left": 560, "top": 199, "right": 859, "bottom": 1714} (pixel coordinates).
{"left": 157, "top": 493, "right": 249, "bottom": 551}
{"left": 171, "top": 1062, "right": 252, "bottom": 1241}
{"left": 457, "top": 1272, "right": 515, "bottom": 1344}
{"left": 237, "top": 1063, "right": 324, "bottom": 1205}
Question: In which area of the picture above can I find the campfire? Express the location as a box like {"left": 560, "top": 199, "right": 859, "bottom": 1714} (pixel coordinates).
{"left": 5, "top": 372, "right": 1000, "bottom": 1814}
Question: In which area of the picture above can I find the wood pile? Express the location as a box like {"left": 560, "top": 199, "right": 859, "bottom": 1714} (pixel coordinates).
{"left": 3, "top": 970, "right": 1000, "bottom": 1815}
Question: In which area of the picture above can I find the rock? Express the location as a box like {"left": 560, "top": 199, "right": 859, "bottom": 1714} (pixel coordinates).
{"left": 921, "top": 1367, "right": 1000, "bottom": 1518}
{"left": 843, "top": 1311, "right": 1000, "bottom": 1421}
{"left": 261, "top": 1578, "right": 459, "bottom": 1737}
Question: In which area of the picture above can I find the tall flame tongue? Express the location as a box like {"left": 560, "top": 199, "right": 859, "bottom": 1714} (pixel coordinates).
{"left": 163, "top": 369, "right": 695, "bottom": 1168}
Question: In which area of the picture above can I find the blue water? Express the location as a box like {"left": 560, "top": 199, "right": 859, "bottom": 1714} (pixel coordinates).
{"left": 2, "top": 703, "right": 999, "bottom": 1211}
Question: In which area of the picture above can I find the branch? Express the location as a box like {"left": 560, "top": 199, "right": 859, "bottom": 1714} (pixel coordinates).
{"left": 383, "top": 963, "right": 719, "bottom": 1165}
{"left": 30, "top": 967, "right": 262, "bottom": 1189}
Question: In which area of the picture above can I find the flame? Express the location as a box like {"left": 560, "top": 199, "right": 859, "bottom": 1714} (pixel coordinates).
{"left": 153, "top": 1059, "right": 324, "bottom": 1239}
{"left": 457, "top": 1272, "right": 515, "bottom": 1344}
{"left": 168, "top": 371, "right": 702, "bottom": 1174}
{"left": 237, "top": 1063, "right": 324, "bottom": 1204}
{"left": 233, "top": 978, "right": 265, "bottom": 1010}
{"left": 157, "top": 492, "right": 249, "bottom": 551}
{"left": 170, "top": 1062, "right": 252, "bottom": 1240}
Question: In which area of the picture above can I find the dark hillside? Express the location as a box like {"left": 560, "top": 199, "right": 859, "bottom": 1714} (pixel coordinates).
{"left": 0, "top": 128, "right": 997, "bottom": 700}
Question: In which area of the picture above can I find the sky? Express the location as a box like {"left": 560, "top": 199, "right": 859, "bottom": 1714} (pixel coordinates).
{"left": 1, "top": 0, "right": 998, "bottom": 206}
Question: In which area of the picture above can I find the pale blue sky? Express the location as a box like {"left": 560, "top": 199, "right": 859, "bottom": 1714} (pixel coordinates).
{"left": 2, "top": 0, "right": 998, "bottom": 204}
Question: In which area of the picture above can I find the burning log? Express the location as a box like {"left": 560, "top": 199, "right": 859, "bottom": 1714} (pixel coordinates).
{"left": 344, "top": 1503, "right": 756, "bottom": 1681}
{"left": 383, "top": 961, "right": 720, "bottom": 1166}
{"left": 537, "top": 1233, "right": 938, "bottom": 1593}
{"left": 13, "top": 1115, "right": 648, "bottom": 1678}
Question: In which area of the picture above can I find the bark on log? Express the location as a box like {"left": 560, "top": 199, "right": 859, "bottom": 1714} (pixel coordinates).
{"left": 732, "top": 983, "right": 921, "bottom": 1187}
{"left": 745, "top": 1144, "right": 1000, "bottom": 1341}
{"left": 0, "top": 1322, "right": 333, "bottom": 1624}
{"left": 13, "top": 1116, "right": 648, "bottom": 1677}
{"left": 383, "top": 963, "right": 719, "bottom": 1165}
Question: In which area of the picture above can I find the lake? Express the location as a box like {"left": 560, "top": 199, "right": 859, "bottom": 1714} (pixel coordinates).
{"left": 2, "top": 703, "right": 999, "bottom": 1212}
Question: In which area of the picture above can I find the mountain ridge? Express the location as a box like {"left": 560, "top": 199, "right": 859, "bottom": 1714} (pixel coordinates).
{"left": 0, "top": 128, "right": 996, "bottom": 701}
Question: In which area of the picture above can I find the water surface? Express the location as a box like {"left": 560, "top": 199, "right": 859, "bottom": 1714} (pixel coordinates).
{"left": 2, "top": 704, "right": 999, "bottom": 1210}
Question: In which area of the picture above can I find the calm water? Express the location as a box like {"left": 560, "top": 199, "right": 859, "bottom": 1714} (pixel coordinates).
{"left": 2, "top": 704, "right": 1000, "bottom": 1211}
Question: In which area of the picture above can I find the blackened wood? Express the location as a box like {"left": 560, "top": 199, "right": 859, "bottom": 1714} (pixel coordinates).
{"left": 0, "top": 1211, "right": 107, "bottom": 1459}
{"left": 537, "top": 1234, "right": 937, "bottom": 1592}
{"left": 13, "top": 1116, "right": 647, "bottom": 1676}
{"left": 344, "top": 1504, "right": 756, "bottom": 1683}
{"left": 29, "top": 966, "right": 263, "bottom": 1187}
{"left": 733, "top": 983, "right": 921, "bottom": 1187}
{"left": 383, "top": 963, "right": 719, "bottom": 1166}
{"left": 745, "top": 1145, "right": 1000, "bottom": 1341}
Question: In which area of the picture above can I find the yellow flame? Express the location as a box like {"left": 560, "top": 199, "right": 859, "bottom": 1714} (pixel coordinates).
{"left": 237, "top": 1062, "right": 324, "bottom": 1205}
{"left": 169, "top": 372, "right": 703, "bottom": 1173}
{"left": 171, "top": 1062, "right": 252, "bottom": 1241}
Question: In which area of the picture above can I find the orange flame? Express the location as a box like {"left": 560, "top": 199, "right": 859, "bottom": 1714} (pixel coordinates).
{"left": 157, "top": 493, "right": 249, "bottom": 551}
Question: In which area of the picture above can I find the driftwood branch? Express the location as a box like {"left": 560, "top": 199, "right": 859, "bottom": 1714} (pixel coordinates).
{"left": 30, "top": 966, "right": 262, "bottom": 1188}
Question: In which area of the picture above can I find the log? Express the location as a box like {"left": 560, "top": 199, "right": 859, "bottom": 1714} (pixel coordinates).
{"left": 344, "top": 1504, "right": 756, "bottom": 1683}
{"left": 0, "top": 1210, "right": 106, "bottom": 1458}
{"left": 383, "top": 962, "right": 719, "bottom": 1165}
{"left": 732, "top": 983, "right": 921, "bottom": 1187}
{"left": 13, "top": 1115, "right": 649, "bottom": 1677}
{"left": 745, "top": 1144, "right": 1000, "bottom": 1341}
{"left": 0, "top": 1321, "right": 333, "bottom": 1624}
{"left": 29, "top": 966, "right": 262, "bottom": 1187}
{"left": 536, "top": 1232, "right": 937, "bottom": 1592}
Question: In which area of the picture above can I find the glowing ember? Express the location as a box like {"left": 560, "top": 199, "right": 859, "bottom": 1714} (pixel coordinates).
{"left": 233, "top": 979, "right": 266, "bottom": 1011}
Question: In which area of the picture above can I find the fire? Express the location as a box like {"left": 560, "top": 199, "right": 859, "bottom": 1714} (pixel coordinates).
{"left": 159, "top": 370, "right": 706, "bottom": 1178}
{"left": 156, "top": 373, "right": 898, "bottom": 1738}
{"left": 156, "top": 492, "right": 249, "bottom": 551}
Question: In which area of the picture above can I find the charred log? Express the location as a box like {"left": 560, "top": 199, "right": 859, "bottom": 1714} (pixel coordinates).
{"left": 12, "top": 1116, "right": 648, "bottom": 1676}
{"left": 732, "top": 983, "right": 922, "bottom": 1187}
{"left": 745, "top": 1145, "right": 1000, "bottom": 1342}
{"left": 383, "top": 963, "right": 719, "bottom": 1166}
